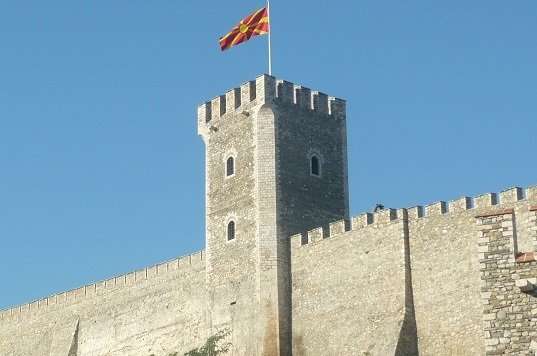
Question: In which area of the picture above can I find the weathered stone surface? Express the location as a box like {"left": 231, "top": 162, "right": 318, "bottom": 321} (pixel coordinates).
{"left": 1, "top": 75, "right": 537, "bottom": 356}
{"left": 477, "top": 211, "right": 537, "bottom": 356}
{"left": 0, "top": 254, "right": 208, "bottom": 356}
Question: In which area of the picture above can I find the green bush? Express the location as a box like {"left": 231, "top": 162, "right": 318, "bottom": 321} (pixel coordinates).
{"left": 184, "top": 329, "right": 231, "bottom": 356}
{"left": 149, "top": 329, "right": 232, "bottom": 356}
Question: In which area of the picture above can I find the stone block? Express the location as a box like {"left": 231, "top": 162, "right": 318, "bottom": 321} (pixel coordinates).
{"left": 308, "top": 227, "right": 324, "bottom": 243}
{"left": 351, "top": 213, "right": 373, "bottom": 229}
{"left": 329, "top": 219, "right": 348, "bottom": 236}
{"left": 449, "top": 196, "right": 472, "bottom": 212}
{"left": 474, "top": 193, "right": 498, "bottom": 209}
{"left": 499, "top": 187, "right": 523, "bottom": 204}
{"left": 425, "top": 201, "right": 447, "bottom": 216}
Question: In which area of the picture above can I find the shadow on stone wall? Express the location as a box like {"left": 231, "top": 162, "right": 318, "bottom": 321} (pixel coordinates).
{"left": 68, "top": 319, "right": 79, "bottom": 356}
{"left": 394, "top": 220, "right": 419, "bottom": 356}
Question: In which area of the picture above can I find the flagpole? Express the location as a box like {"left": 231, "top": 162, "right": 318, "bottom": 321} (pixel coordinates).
{"left": 267, "top": 0, "right": 272, "bottom": 75}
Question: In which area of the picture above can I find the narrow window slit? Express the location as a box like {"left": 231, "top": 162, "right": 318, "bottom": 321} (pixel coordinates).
{"left": 227, "top": 221, "right": 235, "bottom": 241}
{"left": 226, "top": 157, "right": 235, "bottom": 177}
{"left": 311, "top": 155, "right": 320, "bottom": 176}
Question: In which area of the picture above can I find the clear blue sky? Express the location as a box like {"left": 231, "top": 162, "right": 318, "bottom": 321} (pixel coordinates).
{"left": 1, "top": 1, "right": 536, "bottom": 309}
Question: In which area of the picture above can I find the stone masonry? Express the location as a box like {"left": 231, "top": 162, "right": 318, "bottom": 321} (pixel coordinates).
{"left": 477, "top": 208, "right": 537, "bottom": 355}
{"left": 0, "top": 74, "right": 536, "bottom": 356}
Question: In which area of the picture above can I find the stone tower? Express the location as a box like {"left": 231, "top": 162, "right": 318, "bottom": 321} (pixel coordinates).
{"left": 197, "top": 74, "right": 349, "bottom": 355}
{"left": 2, "top": 73, "right": 537, "bottom": 356}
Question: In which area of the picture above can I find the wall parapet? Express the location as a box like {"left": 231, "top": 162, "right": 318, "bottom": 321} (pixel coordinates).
{"left": 290, "top": 208, "right": 405, "bottom": 250}
{"left": 0, "top": 250, "right": 205, "bottom": 322}
{"left": 290, "top": 184, "right": 537, "bottom": 250}
{"left": 197, "top": 74, "right": 345, "bottom": 128}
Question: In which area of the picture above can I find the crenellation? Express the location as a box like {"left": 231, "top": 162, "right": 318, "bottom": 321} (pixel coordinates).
{"left": 125, "top": 272, "right": 135, "bottom": 285}
{"left": 104, "top": 277, "right": 116, "bottom": 289}
{"left": 291, "top": 209, "right": 406, "bottom": 252}
{"left": 157, "top": 262, "right": 167, "bottom": 273}
{"left": 474, "top": 192, "right": 498, "bottom": 209}
{"left": 197, "top": 101, "right": 211, "bottom": 125}
{"left": 147, "top": 265, "right": 158, "bottom": 278}
{"left": 527, "top": 185, "right": 537, "bottom": 201}
{"left": 329, "top": 219, "right": 349, "bottom": 236}
{"left": 73, "top": 287, "right": 85, "bottom": 300}
{"left": 7, "top": 308, "right": 17, "bottom": 320}
{"left": 240, "top": 80, "right": 256, "bottom": 104}
{"left": 294, "top": 85, "right": 312, "bottom": 109}
{"left": 133, "top": 269, "right": 143, "bottom": 282}
{"left": 64, "top": 289, "right": 75, "bottom": 303}
{"left": 499, "top": 187, "right": 524, "bottom": 204}
{"left": 407, "top": 205, "right": 424, "bottom": 220}
{"left": 57, "top": 292, "right": 67, "bottom": 305}
{"left": 211, "top": 95, "right": 226, "bottom": 120}
{"left": 276, "top": 80, "right": 294, "bottom": 103}
{"left": 225, "top": 87, "right": 241, "bottom": 113}
{"left": 0, "top": 250, "right": 205, "bottom": 321}
{"left": 198, "top": 75, "right": 343, "bottom": 139}
{"left": 449, "top": 196, "right": 473, "bottom": 212}
{"left": 255, "top": 74, "right": 276, "bottom": 104}
{"left": 190, "top": 250, "right": 204, "bottom": 266}
{"left": 328, "top": 97, "right": 346, "bottom": 119}
{"left": 311, "top": 91, "right": 329, "bottom": 114}
{"left": 288, "top": 184, "right": 536, "bottom": 254}
{"left": 91, "top": 283, "right": 99, "bottom": 294}
{"left": 425, "top": 201, "right": 447, "bottom": 216}
{"left": 373, "top": 208, "right": 397, "bottom": 224}
{"left": 165, "top": 258, "right": 177, "bottom": 271}
{"left": 307, "top": 226, "right": 324, "bottom": 243}
{"left": 28, "top": 300, "right": 38, "bottom": 310}
{"left": 352, "top": 212, "right": 373, "bottom": 229}
{"left": 178, "top": 255, "right": 191, "bottom": 268}
{"left": 290, "top": 233, "right": 304, "bottom": 249}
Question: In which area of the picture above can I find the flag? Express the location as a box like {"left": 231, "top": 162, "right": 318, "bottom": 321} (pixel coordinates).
{"left": 219, "top": 7, "right": 269, "bottom": 51}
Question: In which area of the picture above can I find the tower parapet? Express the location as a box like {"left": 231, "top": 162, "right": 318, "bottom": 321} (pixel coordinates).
{"left": 197, "top": 74, "right": 345, "bottom": 140}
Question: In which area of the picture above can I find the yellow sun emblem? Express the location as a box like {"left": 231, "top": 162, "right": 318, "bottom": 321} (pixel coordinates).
{"left": 239, "top": 24, "right": 249, "bottom": 33}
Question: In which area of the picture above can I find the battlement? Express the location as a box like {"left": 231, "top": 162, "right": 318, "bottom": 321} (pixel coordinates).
{"left": 0, "top": 250, "right": 205, "bottom": 321}
{"left": 290, "top": 184, "right": 537, "bottom": 249}
{"left": 197, "top": 74, "right": 345, "bottom": 134}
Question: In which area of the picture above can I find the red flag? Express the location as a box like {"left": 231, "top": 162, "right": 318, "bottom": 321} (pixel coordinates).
{"left": 219, "top": 7, "right": 269, "bottom": 51}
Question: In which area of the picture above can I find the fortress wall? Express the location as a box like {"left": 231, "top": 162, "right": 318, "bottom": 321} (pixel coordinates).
{"left": 0, "top": 251, "right": 208, "bottom": 356}
{"left": 290, "top": 213, "right": 409, "bottom": 356}
{"left": 409, "top": 186, "right": 536, "bottom": 356}
{"left": 408, "top": 203, "right": 484, "bottom": 356}
{"left": 290, "top": 184, "right": 537, "bottom": 356}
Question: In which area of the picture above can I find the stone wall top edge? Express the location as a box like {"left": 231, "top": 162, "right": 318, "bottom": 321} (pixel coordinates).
{"left": 197, "top": 74, "right": 346, "bottom": 125}
{"left": 475, "top": 208, "right": 515, "bottom": 219}
{"left": 290, "top": 183, "right": 536, "bottom": 249}
{"left": 0, "top": 249, "right": 205, "bottom": 321}
{"left": 290, "top": 209, "right": 404, "bottom": 250}
{"left": 413, "top": 185, "right": 535, "bottom": 220}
